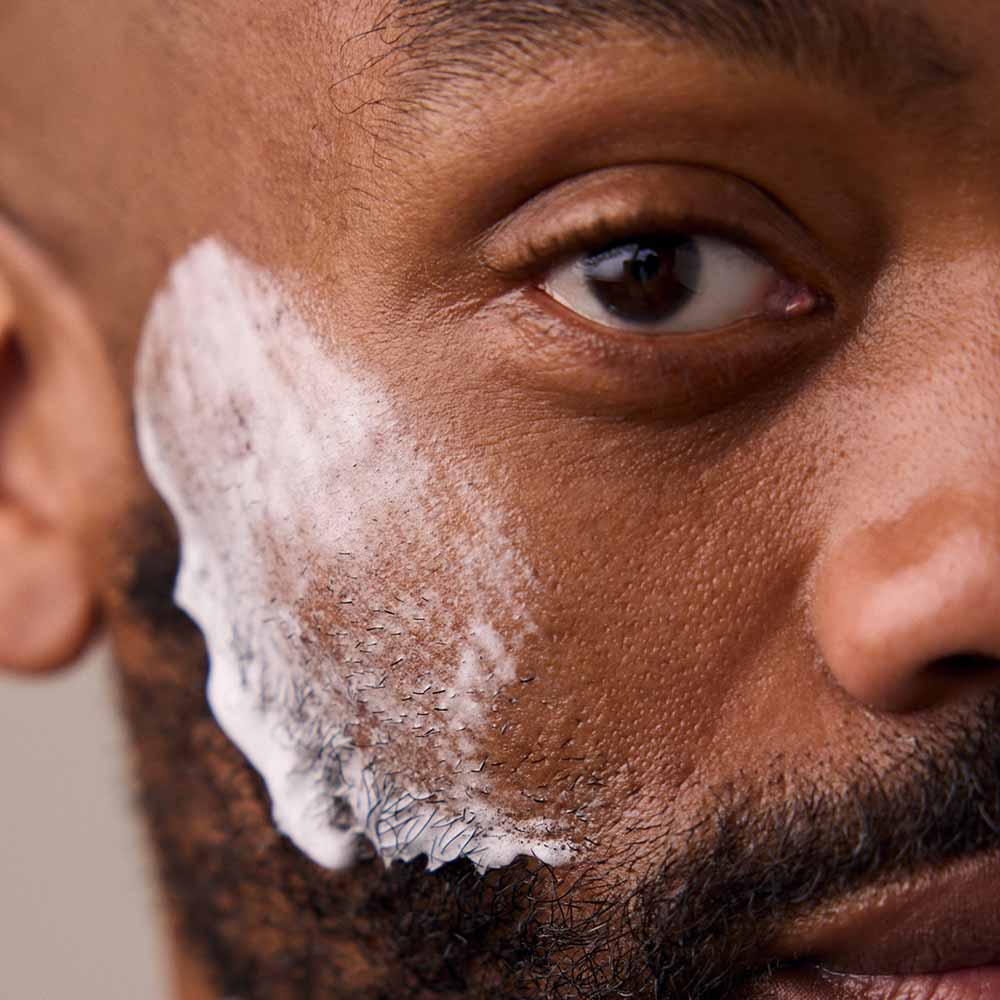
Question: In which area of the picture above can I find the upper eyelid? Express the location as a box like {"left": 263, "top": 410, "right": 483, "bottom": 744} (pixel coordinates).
{"left": 476, "top": 163, "right": 836, "bottom": 299}
{"left": 483, "top": 212, "right": 775, "bottom": 287}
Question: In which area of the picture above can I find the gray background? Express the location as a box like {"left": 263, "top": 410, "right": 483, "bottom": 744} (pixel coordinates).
{"left": 0, "top": 644, "right": 167, "bottom": 1000}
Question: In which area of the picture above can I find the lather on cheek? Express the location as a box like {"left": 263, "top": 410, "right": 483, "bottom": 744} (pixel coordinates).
{"left": 134, "top": 238, "right": 576, "bottom": 872}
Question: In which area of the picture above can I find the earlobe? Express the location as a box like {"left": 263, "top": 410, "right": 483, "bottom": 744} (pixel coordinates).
{"left": 0, "top": 217, "right": 128, "bottom": 677}
{"left": 0, "top": 507, "right": 94, "bottom": 674}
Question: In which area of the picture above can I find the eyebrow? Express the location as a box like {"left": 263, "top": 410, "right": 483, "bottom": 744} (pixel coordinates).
{"left": 369, "top": 0, "right": 971, "bottom": 116}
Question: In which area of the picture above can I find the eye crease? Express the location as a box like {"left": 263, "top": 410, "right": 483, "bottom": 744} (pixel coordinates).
{"left": 540, "top": 231, "right": 821, "bottom": 336}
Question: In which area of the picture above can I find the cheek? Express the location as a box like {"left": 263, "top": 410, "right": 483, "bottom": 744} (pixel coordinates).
{"left": 134, "top": 237, "right": 576, "bottom": 874}
{"left": 424, "top": 407, "right": 816, "bottom": 852}
{"left": 290, "top": 479, "right": 546, "bottom": 845}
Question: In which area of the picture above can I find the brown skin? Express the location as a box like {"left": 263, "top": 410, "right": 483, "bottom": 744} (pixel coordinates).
{"left": 4, "top": 0, "right": 1000, "bottom": 997}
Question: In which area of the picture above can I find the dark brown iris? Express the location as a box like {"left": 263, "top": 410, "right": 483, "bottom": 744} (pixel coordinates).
{"left": 583, "top": 234, "right": 701, "bottom": 325}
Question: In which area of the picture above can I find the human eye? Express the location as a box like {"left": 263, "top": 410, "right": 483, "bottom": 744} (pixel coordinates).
{"left": 541, "top": 231, "right": 817, "bottom": 335}
{"left": 477, "top": 165, "right": 840, "bottom": 416}
{"left": 481, "top": 165, "right": 830, "bottom": 348}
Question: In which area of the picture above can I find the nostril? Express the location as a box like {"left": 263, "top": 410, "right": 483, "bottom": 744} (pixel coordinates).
{"left": 929, "top": 652, "right": 1000, "bottom": 681}
{"left": 910, "top": 652, "right": 1000, "bottom": 711}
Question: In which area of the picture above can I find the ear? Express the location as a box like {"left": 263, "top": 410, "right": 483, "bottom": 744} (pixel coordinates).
{"left": 0, "top": 216, "right": 129, "bottom": 676}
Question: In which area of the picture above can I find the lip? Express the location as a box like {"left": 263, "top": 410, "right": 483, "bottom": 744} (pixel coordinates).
{"left": 753, "top": 849, "right": 1000, "bottom": 999}
{"left": 761, "top": 965, "right": 1000, "bottom": 1000}
{"left": 768, "top": 848, "right": 1000, "bottom": 975}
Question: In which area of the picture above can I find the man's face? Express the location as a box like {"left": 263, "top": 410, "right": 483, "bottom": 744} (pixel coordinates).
{"left": 5, "top": 0, "right": 1000, "bottom": 997}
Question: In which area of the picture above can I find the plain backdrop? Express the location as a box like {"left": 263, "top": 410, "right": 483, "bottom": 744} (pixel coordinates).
{"left": 0, "top": 643, "right": 167, "bottom": 1000}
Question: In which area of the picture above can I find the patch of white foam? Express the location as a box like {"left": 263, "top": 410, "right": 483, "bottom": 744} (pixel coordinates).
{"left": 134, "top": 237, "right": 574, "bottom": 872}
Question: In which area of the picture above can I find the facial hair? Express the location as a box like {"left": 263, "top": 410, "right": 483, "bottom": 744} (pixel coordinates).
{"left": 118, "top": 504, "right": 1000, "bottom": 1000}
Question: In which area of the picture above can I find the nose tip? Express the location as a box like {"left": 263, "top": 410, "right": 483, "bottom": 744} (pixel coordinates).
{"left": 812, "top": 498, "right": 1000, "bottom": 713}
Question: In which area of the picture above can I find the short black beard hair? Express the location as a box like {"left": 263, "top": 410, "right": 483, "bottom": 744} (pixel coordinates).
{"left": 118, "top": 503, "right": 1000, "bottom": 1000}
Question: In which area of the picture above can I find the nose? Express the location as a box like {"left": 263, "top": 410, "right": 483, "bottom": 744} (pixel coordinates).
{"left": 811, "top": 491, "right": 1000, "bottom": 713}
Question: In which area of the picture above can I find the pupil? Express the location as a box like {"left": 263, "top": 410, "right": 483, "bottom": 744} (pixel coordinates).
{"left": 631, "top": 247, "right": 662, "bottom": 284}
{"left": 583, "top": 235, "right": 700, "bottom": 325}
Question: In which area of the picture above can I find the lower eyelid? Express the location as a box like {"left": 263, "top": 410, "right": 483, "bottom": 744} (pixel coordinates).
{"left": 489, "top": 281, "right": 842, "bottom": 424}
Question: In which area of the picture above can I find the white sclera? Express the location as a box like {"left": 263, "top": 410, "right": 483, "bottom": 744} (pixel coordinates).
{"left": 134, "top": 238, "right": 574, "bottom": 873}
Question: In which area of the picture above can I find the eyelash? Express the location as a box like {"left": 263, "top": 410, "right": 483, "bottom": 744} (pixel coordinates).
{"left": 494, "top": 209, "right": 789, "bottom": 286}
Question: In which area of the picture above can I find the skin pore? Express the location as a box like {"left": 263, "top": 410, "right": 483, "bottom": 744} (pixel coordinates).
{"left": 4, "top": 0, "right": 1000, "bottom": 998}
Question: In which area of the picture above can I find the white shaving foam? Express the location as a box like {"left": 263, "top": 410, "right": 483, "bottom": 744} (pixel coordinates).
{"left": 134, "top": 237, "right": 574, "bottom": 873}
